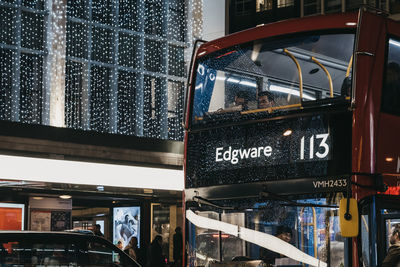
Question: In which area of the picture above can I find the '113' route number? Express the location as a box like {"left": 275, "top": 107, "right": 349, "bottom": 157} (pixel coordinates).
{"left": 300, "top": 133, "right": 330, "bottom": 160}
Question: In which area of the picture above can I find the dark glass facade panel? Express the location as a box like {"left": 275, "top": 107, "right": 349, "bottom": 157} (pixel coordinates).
{"left": 235, "top": 0, "right": 253, "bottom": 16}
{"left": 144, "top": 39, "right": 165, "bottom": 73}
{"left": 66, "top": 21, "right": 88, "bottom": 59}
{"left": 21, "top": 11, "right": 44, "bottom": 50}
{"left": 346, "top": 0, "right": 364, "bottom": 11}
{"left": 304, "top": 0, "right": 321, "bottom": 16}
{"left": 92, "top": 27, "right": 114, "bottom": 64}
{"left": 168, "top": 45, "right": 185, "bottom": 77}
{"left": 143, "top": 75, "right": 164, "bottom": 138}
{"left": 67, "top": 0, "right": 89, "bottom": 19}
{"left": 22, "top": 0, "right": 45, "bottom": 10}
{"left": 92, "top": 0, "right": 113, "bottom": 25}
{"left": 90, "top": 65, "right": 111, "bottom": 132}
{"left": 167, "top": 80, "right": 184, "bottom": 140}
{"left": 20, "top": 53, "right": 43, "bottom": 124}
{"left": 0, "top": 6, "right": 16, "bottom": 45}
{"left": 390, "top": 0, "right": 400, "bottom": 13}
{"left": 0, "top": 49, "right": 13, "bottom": 120}
{"left": 325, "top": 0, "right": 341, "bottom": 13}
{"left": 145, "top": 0, "right": 165, "bottom": 37}
{"left": 277, "top": 0, "right": 294, "bottom": 8}
{"left": 65, "top": 60, "right": 84, "bottom": 129}
{"left": 168, "top": 0, "right": 185, "bottom": 42}
{"left": 117, "top": 70, "right": 138, "bottom": 135}
{"left": 118, "top": 33, "right": 140, "bottom": 69}
{"left": 119, "top": 0, "right": 140, "bottom": 31}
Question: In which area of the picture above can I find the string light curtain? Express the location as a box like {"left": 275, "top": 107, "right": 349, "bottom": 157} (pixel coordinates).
{"left": 0, "top": 0, "right": 199, "bottom": 141}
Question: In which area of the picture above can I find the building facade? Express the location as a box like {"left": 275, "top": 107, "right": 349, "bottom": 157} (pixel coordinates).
{"left": 0, "top": 0, "right": 204, "bottom": 140}
{"left": 229, "top": 0, "right": 400, "bottom": 33}
{"left": 0, "top": 0, "right": 203, "bottom": 262}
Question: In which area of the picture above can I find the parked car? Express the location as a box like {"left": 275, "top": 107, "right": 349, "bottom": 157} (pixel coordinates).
{"left": 0, "top": 231, "right": 141, "bottom": 267}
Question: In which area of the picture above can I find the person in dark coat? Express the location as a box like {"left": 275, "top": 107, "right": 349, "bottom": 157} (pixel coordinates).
{"left": 383, "top": 224, "right": 400, "bottom": 267}
{"left": 93, "top": 224, "right": 104, "bottom": 237}
{"left": 260, "top": 225, "right": 292, "bottom": 265}
{"left": 173, "top": 227, "right": 183, "bottom": 267}
{"left": 147, "top": 235, "right": 165, "bottom": 267}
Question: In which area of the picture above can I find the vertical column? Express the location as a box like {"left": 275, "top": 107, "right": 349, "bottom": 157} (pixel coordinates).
{"left": 82, "top": 0, "right": 93, "bottom": 130}
{"left": 135, "top": 0, "right": 145, "bottom": 136}
{"left": 169, "top": 205, "right": 177, "bottom": 261}
{"left": 160, "top": 0, "right": 169, "bottom": 139}
{"left": 47, "top": 0, "right": 67, "bottom": 127}
{"left": 300, "top": 0, "right": 304, "bottom": 17}
{"left": 42, "top": 0, "right": 52, "bottom": 125}
{"left": 321, "top": 0, "right": 325, "bottom": 14}
{"left": 11, "top": 0, "right": 22, "bottom": 122}
{"left": 110, "top": 0, "right": 119, "bottom": 133}
{"left": 341, "top": 0, "right": 345, "bottom": 12}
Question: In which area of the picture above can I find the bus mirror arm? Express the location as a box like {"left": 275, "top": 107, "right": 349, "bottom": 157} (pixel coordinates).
{"left": 340, "top": 177, "right": 358, "bottom": 237}
{"left": 351, "top": 172, "right": 388, "bottom": 192}
{"left": 344, "top": 178, "right": 352, "bottom": 221}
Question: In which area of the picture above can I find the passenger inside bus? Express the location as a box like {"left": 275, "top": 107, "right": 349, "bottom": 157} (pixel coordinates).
{"left": 259, "top": 225, "right": 294, "bottom": 266}
{"left": 225, "top": 90, "right": 250, "bottom": 112}
{"left": 382, "top": 223, "right": 400, "bottom": 267}
{"left": 258, "top": 91, "right": 275, "bottom": 109}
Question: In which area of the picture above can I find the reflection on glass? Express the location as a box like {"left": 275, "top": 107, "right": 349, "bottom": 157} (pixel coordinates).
{"left": 187, "top": 193, "right": 345, "bottom": 266}
{"left": 192, "top": 33, "right": 354, "bottom": 124}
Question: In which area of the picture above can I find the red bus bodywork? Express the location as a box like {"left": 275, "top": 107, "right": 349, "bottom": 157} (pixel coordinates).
{"left": 184, "top": 9, "right": 400, "bottom": 267}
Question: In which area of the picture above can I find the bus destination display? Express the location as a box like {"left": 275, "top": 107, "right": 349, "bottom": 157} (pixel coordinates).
{"left": 186, "top": 112, "right": 351, "bottom": 188}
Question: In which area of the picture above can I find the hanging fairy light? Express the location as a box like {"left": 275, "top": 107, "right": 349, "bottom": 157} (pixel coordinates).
{"left": 0, "top": 0, "right": 202, "bottom": 141}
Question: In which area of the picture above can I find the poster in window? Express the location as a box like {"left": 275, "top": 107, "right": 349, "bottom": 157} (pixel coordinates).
{"left": 0, "top": 203, "right": 24, "bottom": 230}
{"left": 51, "top": 211, "right": 71, "bottom": 231}
{"left": 30, "top": 211, "right": 51, "bottom": 231}
{"left": 113, "top": 207, "right": 140, "bottom": 248}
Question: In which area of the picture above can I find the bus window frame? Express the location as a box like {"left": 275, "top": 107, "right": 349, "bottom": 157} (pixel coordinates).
{"left": 380, "top": 35, "right": 400, "bottom": 116}
{"left": 187, "top": 29, "right": 356, "bottom": 130}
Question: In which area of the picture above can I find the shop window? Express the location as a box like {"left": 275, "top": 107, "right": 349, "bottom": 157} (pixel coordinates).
{"left": 325, "top": 0, "right": 342, "bottom": 14}
{"left": 235, "top": 0, "right": 253, "bottom": 16}
{"left": 381, "top": 38, "right": 400, "bottom": 115}
{"left": 346, "top": 0, "right": 364, "bottom": 11}
{"left": 304, "top": 0, "right": 321, "bottom": 16}
{"left": 277, "top": 0, "right": 294, "bottom": 8}
{"left": 390, "top": 0, "right": 400, "bottom": 13}
{"left": 256, "top": 0, "right": 273, "bottom": 12}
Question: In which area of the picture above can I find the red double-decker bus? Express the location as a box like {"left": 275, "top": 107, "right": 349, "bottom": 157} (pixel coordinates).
{"left": 183, "top": 7, "right": 400, "bottom": 267}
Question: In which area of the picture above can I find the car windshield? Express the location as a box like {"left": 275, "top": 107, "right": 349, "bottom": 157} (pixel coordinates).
{"left": 186, "top": 192, "right": 345, "bottom": 267}
{"left": 191, "top": 32, "right": 354, "bottom": 125}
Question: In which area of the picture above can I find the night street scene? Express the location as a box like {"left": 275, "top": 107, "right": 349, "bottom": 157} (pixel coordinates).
{"left": 0, "top": 1, "right": 400, "bottom": 267}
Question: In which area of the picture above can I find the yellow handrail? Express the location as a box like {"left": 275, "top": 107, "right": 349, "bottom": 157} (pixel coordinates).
{"left": 241, "top": 103, "right": 301, "bottom": 115}
{"left": 311, "top": 56, "right": 333, "bottom": 98}
{"left": 284, "top": 49, "right": 303, "bottom": 101}
{"left": 346, "top": 55, "right": 353, "bottom": 78}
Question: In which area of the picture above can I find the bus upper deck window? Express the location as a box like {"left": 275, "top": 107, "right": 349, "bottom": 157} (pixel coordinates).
{"left": 191, "top": 32, "right": 355, "bottom": 124}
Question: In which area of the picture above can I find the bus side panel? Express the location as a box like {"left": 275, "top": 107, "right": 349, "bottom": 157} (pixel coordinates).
{"left": 376, "top": 19, "right": 400, "bottom": 194}
{"left": 352, "top": 12, "right": 387, "bottom": 194}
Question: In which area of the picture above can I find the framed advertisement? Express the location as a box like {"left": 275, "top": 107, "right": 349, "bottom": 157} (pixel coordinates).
{"left": 0, "top": 203, "right": 24, "bottom": 230}
{"left": 30, "top": 211, "right": 51, "bottom": 231}
{"left": 113, "top": 206, "right": 140, "bottom": 249}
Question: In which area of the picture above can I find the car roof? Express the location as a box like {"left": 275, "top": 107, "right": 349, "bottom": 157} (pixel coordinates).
{"left": 0, "top": 231, "right": 107, "bottom": 242}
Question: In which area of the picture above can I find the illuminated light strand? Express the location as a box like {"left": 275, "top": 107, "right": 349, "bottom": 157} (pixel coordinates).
{"left": 0, "top": 0, "right": 197, "bottom": 141}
